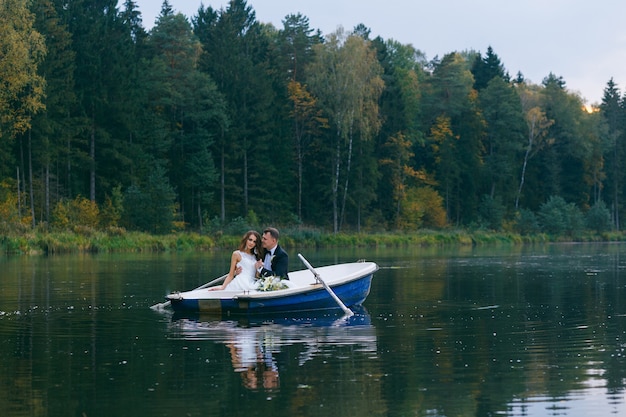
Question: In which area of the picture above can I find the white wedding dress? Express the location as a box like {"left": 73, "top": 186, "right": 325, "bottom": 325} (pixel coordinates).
{"left": 225, "top": 251, "right": 258, "bottom": 291}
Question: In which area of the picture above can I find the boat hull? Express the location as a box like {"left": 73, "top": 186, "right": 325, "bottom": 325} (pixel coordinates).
{"left": 166, "top": 261, "right": 377, "bottom": 315}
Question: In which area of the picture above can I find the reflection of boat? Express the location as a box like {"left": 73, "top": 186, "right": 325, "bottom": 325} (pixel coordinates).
{"left": 166, "top": 306, "right": 377, "bottom": 381}
{"left": 165, "top": 261, "right": 378, "bottom": 315}
{"left": 172, "top": 304, "right": 373, "bottom": 327}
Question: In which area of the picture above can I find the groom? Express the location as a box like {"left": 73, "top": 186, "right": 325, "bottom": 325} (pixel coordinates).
{"left": 255, "top": 227, "right": 289, "bottom": 279}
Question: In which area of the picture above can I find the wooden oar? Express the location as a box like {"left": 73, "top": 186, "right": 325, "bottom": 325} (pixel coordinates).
{"left": 298, "top": 253, "right": 354, "bottom": 317}
{"left": 150, "top": 273, "right": 227, "bottom": 310}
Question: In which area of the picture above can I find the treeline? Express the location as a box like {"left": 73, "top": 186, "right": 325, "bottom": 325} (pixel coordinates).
{"left": 1, "top": 0, "right": 625, "bottom": 237}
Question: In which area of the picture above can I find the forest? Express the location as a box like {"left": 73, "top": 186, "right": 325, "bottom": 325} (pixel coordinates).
{"left": 2, "top": 0, "right": 626, "bottom": 237}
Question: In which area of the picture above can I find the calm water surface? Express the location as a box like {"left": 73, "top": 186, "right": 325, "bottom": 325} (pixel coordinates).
{"left": 1, "top": 244, "right": 625, "bottom": 416}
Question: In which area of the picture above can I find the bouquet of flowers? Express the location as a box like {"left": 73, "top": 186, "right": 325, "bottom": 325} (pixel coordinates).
{"left": 257, "top": 275, "right": 288, "bottom": 292}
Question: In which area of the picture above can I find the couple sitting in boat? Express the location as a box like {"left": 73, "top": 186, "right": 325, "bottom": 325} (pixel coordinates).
{"left": 209, "top": 227, "right": 291, "bottom": 292}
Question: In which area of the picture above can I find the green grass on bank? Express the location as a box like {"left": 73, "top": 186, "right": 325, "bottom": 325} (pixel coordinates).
{"left": 1, "top": 229, "right": 216, "bottom": 255}
{"left": 2, "top": 226, "right": 626, "bottom": 255}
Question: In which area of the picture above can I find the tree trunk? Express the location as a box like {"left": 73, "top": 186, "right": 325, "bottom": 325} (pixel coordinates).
{"left": 243, "top": 140, "right": 248, "bottom": 213}
{"left": 17, "top": 167, "right": 21, "bottom": 221}
{"left": 297, "top": 144, "right": 303, "bottom": 221}
{"left": 67, "top": 137, "right": 71, "bottom": 198}
{"left": 295, "top": 117, "right": 303, "bottom": 221}
{"left": 614, "top": 143, "right": 620, "bottom": 231}
{"left": 28, "top": 130, "right": 35, "bottom": 228}
{"left": 339, "top": 127, "right": 354, "bottom": 232}
{"left": 515, "top": 131, "right": 534, "bottom": 210}
{"left": 515, "top": 152, "right": 529, "bottom": 210}
{"left": 19, "top": 137, "right": 26, "bottom": 214}
{"left": 90, "top": 122, "right": 96, "bottom": 202}
{"left": 220, "top": 128, "right": 225, "bottom": 223}
{"left": 332, "top": 133, "right": 341, "bottom": 234}
{"left": 613, "top": 167, "right": 619, "bottom": 231}
{"left": 197, "top": 202, "right": 203, "bottom": 233}
{"left": 45, "top": 163, "right": 50, "bottom": 224}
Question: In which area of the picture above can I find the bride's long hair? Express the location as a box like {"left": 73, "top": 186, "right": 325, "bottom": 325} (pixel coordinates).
{"left": 238, "top": 230, "right": 263, "bottom": 260}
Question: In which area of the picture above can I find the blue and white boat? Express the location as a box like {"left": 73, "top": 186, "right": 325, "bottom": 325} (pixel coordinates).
{"left": 161, "top": 260, "right": 378, "bottom": 315}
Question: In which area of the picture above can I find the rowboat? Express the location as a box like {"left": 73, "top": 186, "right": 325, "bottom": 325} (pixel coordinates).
{"left": 159, "top": 259, "right": 378, "bottom": 315}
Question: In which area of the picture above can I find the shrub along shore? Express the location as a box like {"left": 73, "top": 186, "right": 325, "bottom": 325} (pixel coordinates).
{"left": 2, "top": 227, "right": 625, "bottom": 255}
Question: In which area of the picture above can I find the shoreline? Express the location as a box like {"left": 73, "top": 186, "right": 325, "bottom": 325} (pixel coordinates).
{"left": 2, "top": 228, "right": 624, "bottom": 256}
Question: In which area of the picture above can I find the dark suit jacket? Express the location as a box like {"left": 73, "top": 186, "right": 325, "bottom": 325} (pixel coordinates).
{"left": 260, "top": 245, "right": 290, "bottom": 279}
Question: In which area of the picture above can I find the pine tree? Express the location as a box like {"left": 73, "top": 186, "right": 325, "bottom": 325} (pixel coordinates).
{"left": 31, "top": 0, "right": 76, "bottom": 224}
{"left": 600, "top": 78, "right": 625, "bottom": 229}
{"left": 471, "top": 46, "right": 509, "bottom": 91}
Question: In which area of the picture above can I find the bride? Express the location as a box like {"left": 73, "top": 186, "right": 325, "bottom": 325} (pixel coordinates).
{"left": 209, "top": 230, "right": 263, "bottom": 291}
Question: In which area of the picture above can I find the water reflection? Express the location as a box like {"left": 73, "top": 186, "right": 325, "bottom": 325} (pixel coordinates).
{"left": 227, "top": 329, "right": 280, "bottom": 391}
{"left": 371, "top": 243, "right": 626, "bottom": 417}
{"left": 166, "top": 307, "right": 377, "bottom": 393}
{"left": 2, "top": 246, "right": 626, "bottom": 416}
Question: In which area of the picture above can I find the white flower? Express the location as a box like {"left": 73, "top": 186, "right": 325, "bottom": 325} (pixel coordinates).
{"left": 257, "top": 275, "right": 288, "bottom": 292}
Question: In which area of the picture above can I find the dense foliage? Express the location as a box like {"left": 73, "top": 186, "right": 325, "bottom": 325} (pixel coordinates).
{"left": 0, "top": 0, "right": 624, "bottom": 236}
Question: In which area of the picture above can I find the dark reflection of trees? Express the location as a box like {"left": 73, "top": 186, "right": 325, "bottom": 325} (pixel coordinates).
{"left": 0, "top": 253, "right": 230, "bottom": 416}
{"left": 376, "top": 243, "right": 626, "bottom": 417}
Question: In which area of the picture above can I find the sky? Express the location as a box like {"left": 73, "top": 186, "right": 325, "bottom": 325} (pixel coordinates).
{"left": 125, "top": 0, "right": 626, "bottom": 105}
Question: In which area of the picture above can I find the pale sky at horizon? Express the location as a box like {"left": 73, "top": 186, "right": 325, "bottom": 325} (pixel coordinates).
{"left": 123, "top": 0, "right": 626, "bottom": 105}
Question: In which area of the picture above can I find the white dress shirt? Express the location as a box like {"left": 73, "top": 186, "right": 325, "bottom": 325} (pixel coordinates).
{"left": 264, "top": 245, "right": 277, "bottom": 270}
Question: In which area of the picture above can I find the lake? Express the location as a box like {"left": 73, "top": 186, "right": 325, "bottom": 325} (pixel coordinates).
{"left": 1, "top": 243, "right": 625, "bottom": 416}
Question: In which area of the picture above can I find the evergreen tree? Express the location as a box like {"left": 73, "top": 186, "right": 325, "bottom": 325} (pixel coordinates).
{"left": 31, "top": 0, "right": 77, "bottom": 224}
{"left": 63, "top": 0, "right": 132, "bottom": 202}
{"left": 286, "top": 80, "right": 327, "bottom": 222}
{"left": 600, "top": 78, "right": 625, "bottom": 229}
{"left": 275, "top": 14, "right": 323, "bottom": 223}
{"left": 426, "top": 52, "right": 483, "bottom": 225}
{"left": 580, "top": 108, "right": 608, "bottom": 208}
{"left": 123, "top": 162, "right": 176, "bottom": 234}
{"left": 540, "top": 73, "right": 591, "bottom": 208}
{"left": 478, "top": 76, "right": 525, "bottom": 209}
{"left": 148, "top": 6, "right": 226, "bottom": 229}
{"left": 374, "top": 38, "right": 427, "bottom": 227}
{"left": 195, "top": 0, "right": 278, "bottom": 223}
{"left": 471, "top": 46, "right": 508, "bottom": 91}
{"left": 276, "top": 13, "right": 321, "bottom": 84}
